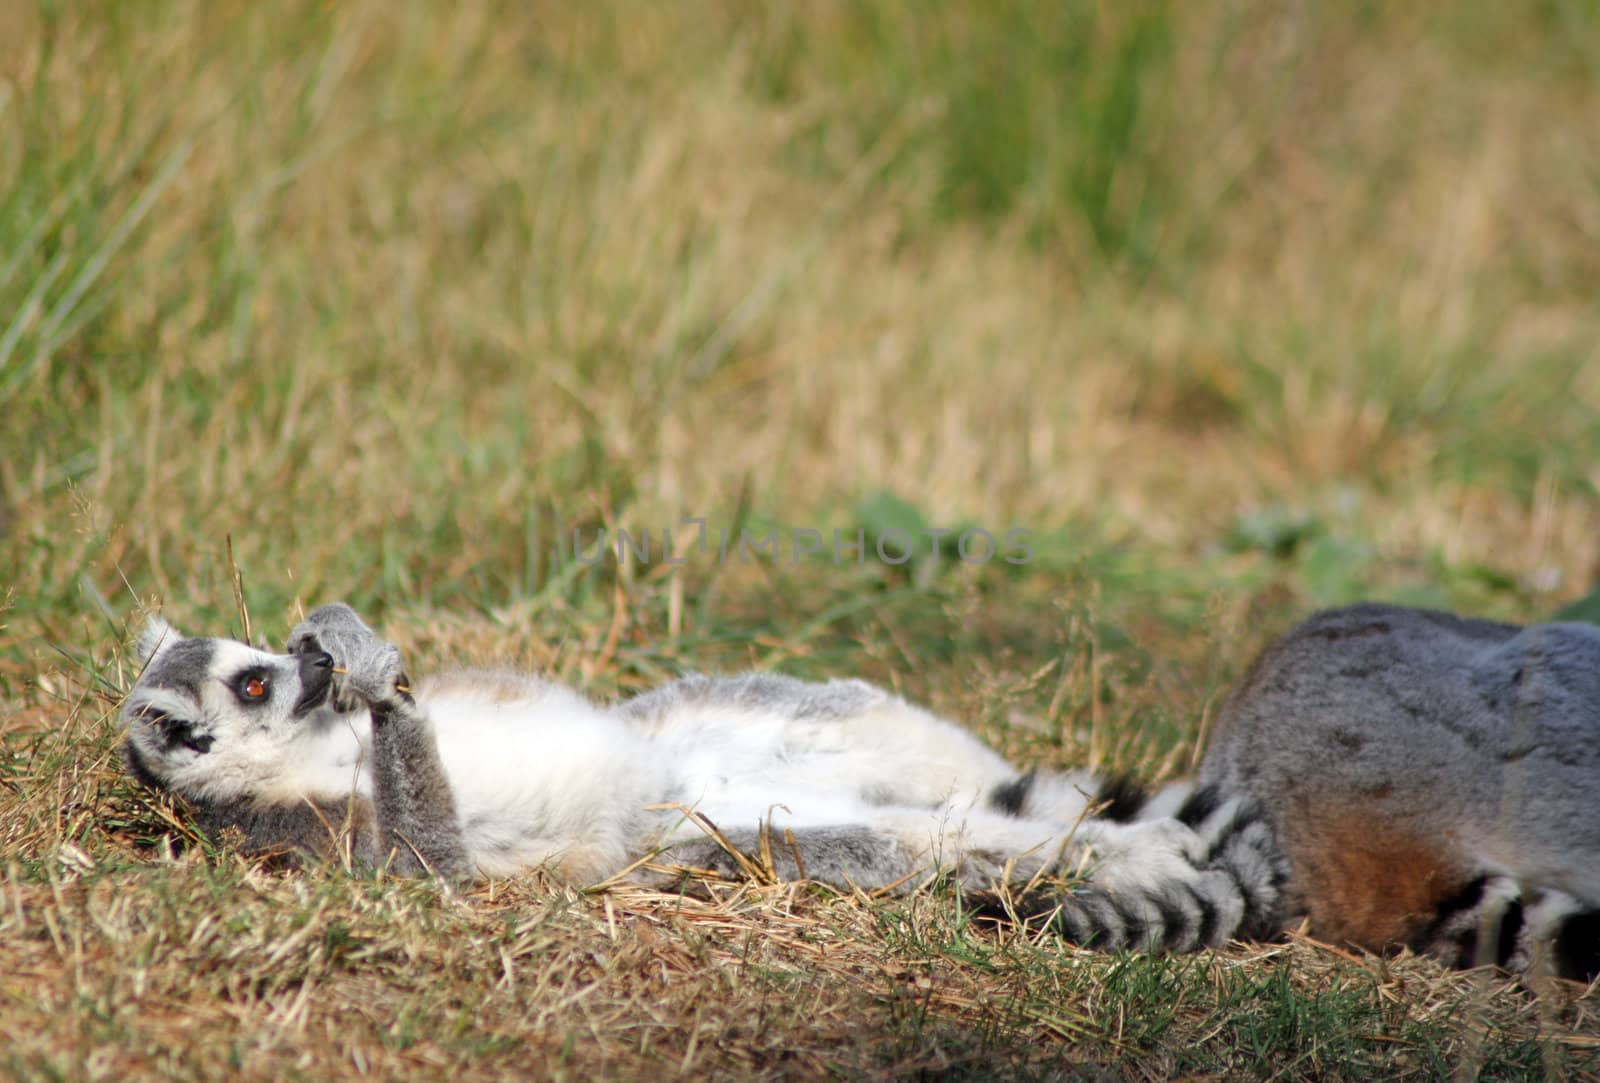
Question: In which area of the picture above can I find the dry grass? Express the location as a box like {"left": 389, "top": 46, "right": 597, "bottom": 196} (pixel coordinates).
{"left": 6, "top": 627, "right": 1595, "bottom": 1080}
{"left": 4, "top": 0, "right": 1600, "bottom": 1078}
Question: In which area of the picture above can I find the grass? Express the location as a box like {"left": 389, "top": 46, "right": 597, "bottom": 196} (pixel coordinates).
{"left": 3, "top": 0, "right": 1600, "bottom": 1077}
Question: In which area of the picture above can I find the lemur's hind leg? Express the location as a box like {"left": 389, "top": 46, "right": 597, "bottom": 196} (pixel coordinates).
{"left": 288, "top": 604, "right": 472, "bottom": 881}
{"left": 648, "top": 825, "right": 919, "bottom": 893}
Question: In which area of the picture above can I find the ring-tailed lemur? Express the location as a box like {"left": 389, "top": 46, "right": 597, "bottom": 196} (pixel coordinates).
{"left": 118, "top": 602, "right": 1600, "bottom": 979}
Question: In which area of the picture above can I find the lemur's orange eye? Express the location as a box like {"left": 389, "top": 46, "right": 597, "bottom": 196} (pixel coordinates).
{"left": 243, "top": 676, "right": 268, "bottom": 699}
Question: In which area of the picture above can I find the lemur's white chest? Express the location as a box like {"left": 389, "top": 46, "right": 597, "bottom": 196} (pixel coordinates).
{"left": 418, "top": 685, "right": 669, "bottom": 878}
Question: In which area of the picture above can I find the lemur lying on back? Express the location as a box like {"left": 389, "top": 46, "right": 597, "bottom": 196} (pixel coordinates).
{"left": 120, "top": 602, "right": 1600, "bottom": 979}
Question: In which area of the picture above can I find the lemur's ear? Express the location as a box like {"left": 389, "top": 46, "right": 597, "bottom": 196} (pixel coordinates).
{"left": 124, "top": 699, "right": 213, "bottom": 756}
{"left": 136, "top": 616, "right": 182, "bottom": 668}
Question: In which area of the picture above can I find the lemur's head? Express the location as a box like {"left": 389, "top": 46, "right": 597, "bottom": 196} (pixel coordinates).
{"left": 120, "top": 617, "right": 343, "bottom": 803}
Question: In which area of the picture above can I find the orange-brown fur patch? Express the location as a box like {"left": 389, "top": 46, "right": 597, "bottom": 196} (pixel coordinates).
{"left": 1282, "top": 802, "right": 1470, "bottom": 951}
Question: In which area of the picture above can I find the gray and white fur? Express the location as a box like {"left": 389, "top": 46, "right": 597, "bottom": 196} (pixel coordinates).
{"left": 118, "top": 602, "right": 1600, "bottom": 979}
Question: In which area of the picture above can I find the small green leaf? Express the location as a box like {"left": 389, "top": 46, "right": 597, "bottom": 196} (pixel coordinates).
{"left": 856, "top": 490, "right": 930, "bottom": 542}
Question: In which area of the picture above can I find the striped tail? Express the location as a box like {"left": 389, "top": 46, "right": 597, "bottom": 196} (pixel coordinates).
{"left": 1422, "top": 875, "right": 1600, "bottom": 980}
{"left": 974, "top": 783, "right": 1290, "bottom": 953}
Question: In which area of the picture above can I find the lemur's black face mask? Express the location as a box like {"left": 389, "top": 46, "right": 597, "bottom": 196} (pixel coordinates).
{"left": 292, "top": 649, "right": 335, "bottom": 715}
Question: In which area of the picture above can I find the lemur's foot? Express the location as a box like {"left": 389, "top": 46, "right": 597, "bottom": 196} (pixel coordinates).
{"left": 287, "top": 603, "right": 411, "bottom": 711}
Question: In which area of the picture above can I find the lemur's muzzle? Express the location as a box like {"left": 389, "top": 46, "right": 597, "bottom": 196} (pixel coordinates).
{"left": 293, "top": 650, "right": 335, "bottom": 715}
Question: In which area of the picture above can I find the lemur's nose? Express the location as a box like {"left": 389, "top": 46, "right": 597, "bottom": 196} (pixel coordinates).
{"left": 292, "top": 649, "right": 336, "bottom": 715}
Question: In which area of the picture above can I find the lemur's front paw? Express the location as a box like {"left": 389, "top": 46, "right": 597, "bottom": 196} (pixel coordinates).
{"left": 287, "top": 603, "right": 411, "bottom": 711}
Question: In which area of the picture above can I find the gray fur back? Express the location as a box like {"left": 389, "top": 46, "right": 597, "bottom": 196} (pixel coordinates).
{"left": 1191, "top": 603, "right": 1600, "bottom": 975}
{"left": 1203, "top": 604, "right": 1600, "bottom": 889}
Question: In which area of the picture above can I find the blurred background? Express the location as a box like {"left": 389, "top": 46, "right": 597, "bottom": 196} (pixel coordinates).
{"left": 3, "top": 1, "right": 1599, "bottom": 764}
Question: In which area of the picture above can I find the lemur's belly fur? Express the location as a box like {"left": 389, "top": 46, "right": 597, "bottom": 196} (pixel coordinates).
{"left": 418, "top": 670, "right": 1028, "bottom": 881}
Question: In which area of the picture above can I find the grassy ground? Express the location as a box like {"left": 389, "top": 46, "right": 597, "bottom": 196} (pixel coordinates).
{"left": 3, "top": 1, "right": 1600, "bottom": 1078}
